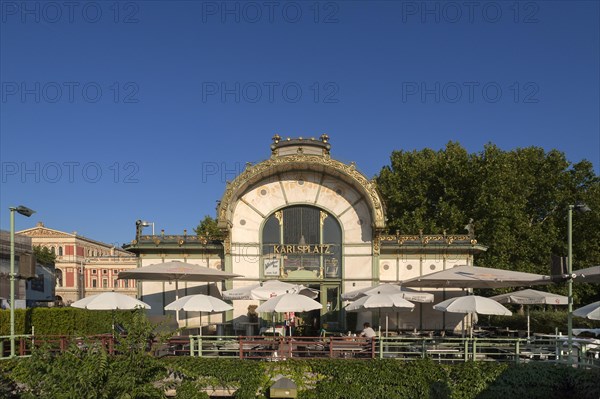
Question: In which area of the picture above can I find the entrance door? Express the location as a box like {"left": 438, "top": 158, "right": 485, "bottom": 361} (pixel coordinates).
{"left": 320, "top": 284, "right": 342, "bottom": 332}
{"left": 292, "top": 283, "right": 342, "bottom": 336}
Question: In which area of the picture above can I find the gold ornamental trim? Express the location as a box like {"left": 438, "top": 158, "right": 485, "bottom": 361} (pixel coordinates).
{"left": 319, "top": 210, "right": 328, "bottom": 226}
{"left": 217, "top": 154, "right": 386, "bottom": 231}
{"left": 380, "top": 234, "right": 472, "bottom": 245}
{"left": 274, "top": 210, "right": 283, "bottom": 226}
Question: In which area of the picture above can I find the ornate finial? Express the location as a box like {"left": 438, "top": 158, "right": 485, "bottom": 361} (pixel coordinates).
{"left": 161, "top": 229, "right": 165, "bottom": 237}
{"left": 183, "top": 229, "right": 187, "bottom": 237}
{"left": 464, "top": 218, "right": 475, "bottom": 238}
{"left": 419, "top": 229, "right": 423, "bottom": 237}
{"left": 320, "top": 133, "right": 329, "bottom": 143}
{"left": 272, "top": 134, "right": 281, "bottom": 144}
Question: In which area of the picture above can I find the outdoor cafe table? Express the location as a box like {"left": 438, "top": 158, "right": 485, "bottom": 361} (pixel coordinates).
{"left": 329, "top": 337, "right": 372, "bottom": 358}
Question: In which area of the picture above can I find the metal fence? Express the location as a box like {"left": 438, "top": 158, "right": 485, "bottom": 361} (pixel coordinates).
{"left": 2, "top": 334, "right": 598, "bottom": 367}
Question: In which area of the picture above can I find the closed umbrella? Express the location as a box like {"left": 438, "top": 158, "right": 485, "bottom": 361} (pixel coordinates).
{"left": 434, "top": 295, "right": 512, "bottom": 338}
{"left": 345, "top": 293, "right": 415, "bottom": 336}
{"left": 490, "top": 289, "right": 568, "bottom": 338}
{"left": 165, "top": 294, "right": 232, "bottom": 337}
{"left": 573, "top": 301, "right": 600, "bottom": 321}
{"left": 256, "top": 293, "right": 322, "bottom": 336}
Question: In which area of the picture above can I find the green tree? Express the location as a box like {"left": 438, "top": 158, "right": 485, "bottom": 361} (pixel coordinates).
{"left": 194, "top": 215, "right": 224, "bottom": 240}
{"left": 33, "top": 245, "right": 56, "bottom": 266}
{"left": 10, "top": 309, "right": 171, "bottom": 399}
{"left": 376, "top": 142, "right": 600, "bottom": 303}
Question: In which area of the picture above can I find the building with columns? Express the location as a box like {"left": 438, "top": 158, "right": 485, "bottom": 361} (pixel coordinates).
{"left": 125, "top": 135, "right": 487, "bottom": 333}
{"left": 17, "top": 223, "right": 138, "bottom": 304}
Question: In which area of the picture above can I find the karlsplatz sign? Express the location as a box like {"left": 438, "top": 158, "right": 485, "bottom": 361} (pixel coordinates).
{"left": 272, "top": 244, "right": 332, "bottom": 254}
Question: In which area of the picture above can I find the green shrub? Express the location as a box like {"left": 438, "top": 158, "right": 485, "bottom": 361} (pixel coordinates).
{"left": 0, "top": 308, "right": 136, "bottom": 336}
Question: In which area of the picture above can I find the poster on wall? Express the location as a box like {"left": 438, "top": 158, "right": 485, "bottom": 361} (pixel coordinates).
{"left": 264, "top": 258, "right": 280, "bottom": 276}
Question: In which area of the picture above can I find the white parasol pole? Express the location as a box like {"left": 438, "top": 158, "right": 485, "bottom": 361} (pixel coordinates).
{"left": 272, "top": 312, "right": 276, "bottom": 337}
{"left": 527, "top": 306, "right": 530, "bottom": 340}
{"left": 469, "top": 313, "right": 473, "bottom": 339}
{"left": 199, "top": 311, "right": 202, "bottom": 337}
{"left": 385, "top": 314, "right": 389, "bottom": 337}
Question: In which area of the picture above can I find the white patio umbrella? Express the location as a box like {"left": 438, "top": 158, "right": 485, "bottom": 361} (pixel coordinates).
{"left": 342, "top": 283, "right": 434, "bottom": 303}
{"left": 71, "top": 292, "right": 151, "bottom": 332}
{"left": 223, "top": 280, "right": 318, "bottom": 300}
{"left": 490, "top": 289, "right": 568, "bottom": 338}
{"left": 118, "top": 260, "right": 240, "bottom": 323}
{"left": 165, "top": 294, "right": 232, "bottom": 336}
{"left": 255, "top": 293, "right": 323, "bottom": 336}
{"left": 574, "top": 266, "right": 600, "bottom": 284}
{"left": 71, "top": 292, "right": 151, "bottom": 310}
{"left": 402, "top": 265, "right": 552, "bottom": 289}
{"left": 345, "top": 293, "right": 415, "bottom": 336}
{"left": 434, "top": 295, "right": 512, "bottom": 338}
{"left": 573, "top": 301, "right": 600, "bottom": 321}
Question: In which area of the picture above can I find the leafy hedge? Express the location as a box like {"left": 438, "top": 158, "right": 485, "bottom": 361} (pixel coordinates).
{"left": 3, "top": 356, "right": 599, "bottom": 399}
{"left": 2, "top": 308, "right": 599, "bottom": 398}
{"left": 0, "top": 308, "right": 135, "bottom": 336}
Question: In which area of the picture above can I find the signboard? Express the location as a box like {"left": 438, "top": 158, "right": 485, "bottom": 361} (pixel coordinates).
{"left": 264, "top": 258, "right": 280, "bottom": 276}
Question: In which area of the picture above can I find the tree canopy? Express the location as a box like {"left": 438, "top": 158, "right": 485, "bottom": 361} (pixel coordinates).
{"left": 194, "top": 215, "right": 224, "bottom": 241}
{"left": 376, "top": 142, "right": 599, "bottom": 303}
{"left": 33, "top": 246, "right": 56, "bottom": 266}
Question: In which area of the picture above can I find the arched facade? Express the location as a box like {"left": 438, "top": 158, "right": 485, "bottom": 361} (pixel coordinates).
{"left": 215, "top": 135, "right": 387, "bottom": 328}
{"left": 126, "top": 135, "right": 487, "bottom": 333}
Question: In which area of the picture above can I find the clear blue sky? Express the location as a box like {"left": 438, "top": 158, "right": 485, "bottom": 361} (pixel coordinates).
{"left": 1, "top": 0, "right": 599, "bottom": 247}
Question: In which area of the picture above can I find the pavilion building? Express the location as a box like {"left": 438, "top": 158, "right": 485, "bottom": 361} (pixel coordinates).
{"left": 125, "top": 135, "right": 487, "bottom": 333}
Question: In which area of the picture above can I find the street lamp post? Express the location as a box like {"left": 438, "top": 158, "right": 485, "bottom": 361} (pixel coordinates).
{"left": 9, "top": 205, "right": 35, "bottom": 358}
{"left": 567, "top": 202, "right": 591, "bottom": 363}
{"left": 141, "top": 221, "right": 155, "bottom": 235}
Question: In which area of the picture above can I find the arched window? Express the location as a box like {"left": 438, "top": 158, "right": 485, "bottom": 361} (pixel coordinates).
{"left": 262, "top": 205, "right": 342, "bottom": 279}
{"left": 58, "top": 246, "right": 63, "bottom": 256}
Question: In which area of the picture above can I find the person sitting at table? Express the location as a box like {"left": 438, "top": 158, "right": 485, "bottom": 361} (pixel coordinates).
{"left": 359, "top": 322, "right": 376, "bottom": 338}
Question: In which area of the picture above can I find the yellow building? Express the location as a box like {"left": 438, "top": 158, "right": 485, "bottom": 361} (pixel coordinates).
{"left": 18, "top": 223, "right": 137, "bottom": 304}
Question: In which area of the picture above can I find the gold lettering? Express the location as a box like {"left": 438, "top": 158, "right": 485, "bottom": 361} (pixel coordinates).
{"left": 313, "top": 245, "right": 320, "bottom": 254}
{"left": 324, "top": 244, "right": 331, "bottom": 254}
{"left": 286, "top": 245, "right": 293, "bottom": 253}
{"left": 273, "top": 245, "right": 280, "bottom": 254}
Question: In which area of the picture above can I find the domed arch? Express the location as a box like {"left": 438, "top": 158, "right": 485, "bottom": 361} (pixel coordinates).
{"left": 217, "top": 154, "right": 386, "bottom": 232}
